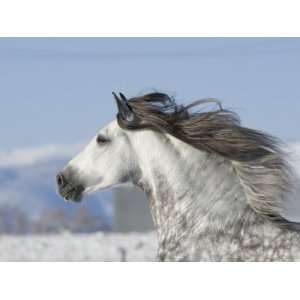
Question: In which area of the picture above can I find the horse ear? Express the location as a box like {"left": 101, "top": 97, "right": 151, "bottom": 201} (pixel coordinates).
{"left": 112, "top": 92, "right": 135, "bottom": 122}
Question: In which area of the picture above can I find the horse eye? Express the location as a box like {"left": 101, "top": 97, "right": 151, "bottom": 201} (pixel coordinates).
{"left": 96, "top": 135, "right": 109, "bottom": 145}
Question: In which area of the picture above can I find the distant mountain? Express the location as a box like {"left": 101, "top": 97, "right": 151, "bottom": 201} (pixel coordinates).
{"left": 0, "top": 145, "right": 113, "bottom": 234}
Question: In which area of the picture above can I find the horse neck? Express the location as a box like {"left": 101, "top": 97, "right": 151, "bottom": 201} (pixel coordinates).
{"left": 132, "top": 131, "right": 258, "bottom": 245}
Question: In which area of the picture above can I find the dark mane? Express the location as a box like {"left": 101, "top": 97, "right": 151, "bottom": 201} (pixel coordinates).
{"left": 121, "top": 93, "right": 283, "bottom": 162}
{"left": 118, "top": 92, "right": 297, "bottom": 229}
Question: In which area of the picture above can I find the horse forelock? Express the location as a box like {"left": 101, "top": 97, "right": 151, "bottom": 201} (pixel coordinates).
{"left": 118, "top": 92, "right": 298, "bottom": 227}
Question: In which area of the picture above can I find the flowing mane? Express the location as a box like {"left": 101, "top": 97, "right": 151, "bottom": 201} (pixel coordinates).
{"left": 117, "top": 92, "right": 296, "bottom": 228}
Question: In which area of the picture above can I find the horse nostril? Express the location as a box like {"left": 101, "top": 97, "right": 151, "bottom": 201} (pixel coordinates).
{"left": 56, "top": 173, "right": 66, "bottom": 187}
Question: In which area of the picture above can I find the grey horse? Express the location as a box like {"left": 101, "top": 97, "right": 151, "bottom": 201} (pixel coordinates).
{"left": 57, "top": 92, "right": 300, "bottom": 261}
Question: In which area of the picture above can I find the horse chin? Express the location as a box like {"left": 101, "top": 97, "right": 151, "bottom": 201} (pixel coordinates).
{"left": 65, "top": 194, "right": 83, "bottom": 203}
{"left": 61, "top": 185, "right": 85, "bottom": 204}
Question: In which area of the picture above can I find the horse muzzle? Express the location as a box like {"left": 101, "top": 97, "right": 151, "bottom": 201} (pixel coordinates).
{"left": 56, "top": 172, "right": 85, "bottom": 203}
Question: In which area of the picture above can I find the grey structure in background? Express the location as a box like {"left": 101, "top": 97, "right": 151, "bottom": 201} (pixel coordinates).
{"left": 113, "top": 187, "right": 154, "bottom": 232}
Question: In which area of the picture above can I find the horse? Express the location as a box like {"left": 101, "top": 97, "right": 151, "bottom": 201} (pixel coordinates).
{"left": 56, "top": 92, "right": 300, "bottom": 261}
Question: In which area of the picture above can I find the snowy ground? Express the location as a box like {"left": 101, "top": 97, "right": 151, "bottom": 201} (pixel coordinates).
{"left": 0, "top": 232, "right": 158, "bottom": 262}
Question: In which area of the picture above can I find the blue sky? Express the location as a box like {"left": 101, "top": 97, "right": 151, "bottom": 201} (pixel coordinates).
{"left": 0, "top": 38, "right": 300, "bottom": 151}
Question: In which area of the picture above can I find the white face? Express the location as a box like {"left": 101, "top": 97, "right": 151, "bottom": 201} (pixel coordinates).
{"left": 57, "top": 120, "right": 137, "bottom": 202}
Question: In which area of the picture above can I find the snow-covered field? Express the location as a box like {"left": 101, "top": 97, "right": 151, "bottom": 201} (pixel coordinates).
{"left": 0, "top": 232, "right": 157, "bottom": 262}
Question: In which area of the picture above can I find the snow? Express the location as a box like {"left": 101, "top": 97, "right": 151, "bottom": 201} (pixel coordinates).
{"left": 0, "top": 232, "right": 157, "bottom": 261}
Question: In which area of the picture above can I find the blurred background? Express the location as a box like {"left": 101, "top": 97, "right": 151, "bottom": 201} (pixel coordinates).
{"left": 0, "top": 38, "right": 300, "bottom": 260}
